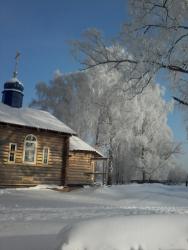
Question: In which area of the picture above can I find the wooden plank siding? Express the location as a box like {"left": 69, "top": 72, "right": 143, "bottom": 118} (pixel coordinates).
{"left": 67, "top": 151, "right": 95, "bottom": 185}
{"left": 0, "top": 124, "right": 69, "bottom": 187}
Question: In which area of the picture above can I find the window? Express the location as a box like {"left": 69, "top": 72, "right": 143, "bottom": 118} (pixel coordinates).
{"left": 8, "top": 143, "right": 17, "bottom": 162}
{"left": 43, "top": 147, "right": 49, "bottom": 164}
{"left": 24, "top": 135, "right": 37, "bottom": 163}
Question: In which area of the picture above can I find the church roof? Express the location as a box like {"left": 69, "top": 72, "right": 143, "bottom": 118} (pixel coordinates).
{"left": 70, "top": 136, "right": 104, "bottom": 157}
{"left": 0, "top": 102, "right": 76, "bottom": 135}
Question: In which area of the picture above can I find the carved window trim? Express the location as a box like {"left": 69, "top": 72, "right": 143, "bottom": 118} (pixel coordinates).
{"left": 23, "top": 134, "right": 37, "bottom": 164}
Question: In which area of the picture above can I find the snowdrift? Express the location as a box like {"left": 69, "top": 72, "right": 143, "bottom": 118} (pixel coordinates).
{"left": 59, "top": 215, "right": 188, "bottom": 250}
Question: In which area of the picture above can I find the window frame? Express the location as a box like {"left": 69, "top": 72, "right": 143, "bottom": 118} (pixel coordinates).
{"left": 8, "top": 143, "right": 17, "bottom": 163}
{"left": 23, "top": 134, "right": 37, "bottom": 164}
{"left": 43, "top": 147, "right": 49, "bottom": 165}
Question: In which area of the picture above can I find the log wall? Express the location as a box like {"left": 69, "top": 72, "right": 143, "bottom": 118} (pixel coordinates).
{"left": 0, "top": 124, "right": 69, "bottom": 186}
{"left": 67, "top": 151, "right": 95, "bottom": 185}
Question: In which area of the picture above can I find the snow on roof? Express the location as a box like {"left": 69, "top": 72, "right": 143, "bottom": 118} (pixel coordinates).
{"left": 70, "top": 136, "right": 104, "bottom": 157}
{"left": 0, "top": 103, "right": 76, "bottom": 135}
{"left": 5, "top": 77, "right": 23, "bottom": 86}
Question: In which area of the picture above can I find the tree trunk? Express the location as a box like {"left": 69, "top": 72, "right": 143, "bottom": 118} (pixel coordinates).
{"left": 142, "top": 170, "right": 146, "bottom": 183}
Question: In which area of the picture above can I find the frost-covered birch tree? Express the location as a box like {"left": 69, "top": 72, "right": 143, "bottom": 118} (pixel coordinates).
{"left": 125, "top": 85, "right": 180, "bottom": 181}
{"left": 31, "top": 64, "right": 179, "bottom": 182}
{"left": 30, "top": 70, "right": 93, "bottom": 139}
{"left": 71, "top": 0, "right": 188, "bottom": 101}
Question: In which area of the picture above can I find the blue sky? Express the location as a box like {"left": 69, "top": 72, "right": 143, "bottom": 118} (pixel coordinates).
{"left": 0, "top": 0, "right": 187, "bottom": 169}
{"left": 0, "top": 0, "right": 127, "bottom": 103}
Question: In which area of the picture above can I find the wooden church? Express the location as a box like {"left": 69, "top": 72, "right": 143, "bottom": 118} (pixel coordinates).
{"left": 0, "top": 55, "right": 104, "bottom": 187}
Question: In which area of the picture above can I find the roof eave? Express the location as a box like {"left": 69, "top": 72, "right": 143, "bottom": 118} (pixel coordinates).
{"left": 0, "top": 121, "right": 77, "bottom": 136}
{"left": 70, "top": 149, "right": 104, "bottom": 158}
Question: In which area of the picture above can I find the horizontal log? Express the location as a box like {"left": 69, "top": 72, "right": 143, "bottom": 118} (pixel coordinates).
{"left": 0, "top": 166, "right": 62, "bottom": 172}
{"left": 66, "top": 181, "right": 92, "bottom": 185}
{"left": 67, "top": 170, "right": 90, "bottom": 174}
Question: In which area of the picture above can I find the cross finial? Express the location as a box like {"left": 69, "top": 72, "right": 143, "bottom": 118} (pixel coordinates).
{"left": 13, "top": 51, "right": 21, "bottom": 78}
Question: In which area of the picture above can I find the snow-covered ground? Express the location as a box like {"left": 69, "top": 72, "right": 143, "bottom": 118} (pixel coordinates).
{"left": 0, "top": 184, "right": 188, "bottom": 250}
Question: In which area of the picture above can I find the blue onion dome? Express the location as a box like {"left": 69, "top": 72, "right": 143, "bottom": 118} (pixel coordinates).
{"left": 2, "top": 74, "right": 24, "bottom": 108}
{"left": 4, "top": 76, "right": 24, "bottom": 93}
{"left": 2, "top": 52, "right": 24, "bottom": 108}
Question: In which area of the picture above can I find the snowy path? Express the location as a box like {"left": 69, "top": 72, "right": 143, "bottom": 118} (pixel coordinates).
{"left": 0, "top": 184, "right": 188, "bottom": 250}
{"left": 1, "top": 205, "right": 188, "bottom": 224}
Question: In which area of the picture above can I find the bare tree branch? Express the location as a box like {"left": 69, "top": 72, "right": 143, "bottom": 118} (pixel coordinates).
{"left": 173, "top": 96, "right": 188, "bottom": 106}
